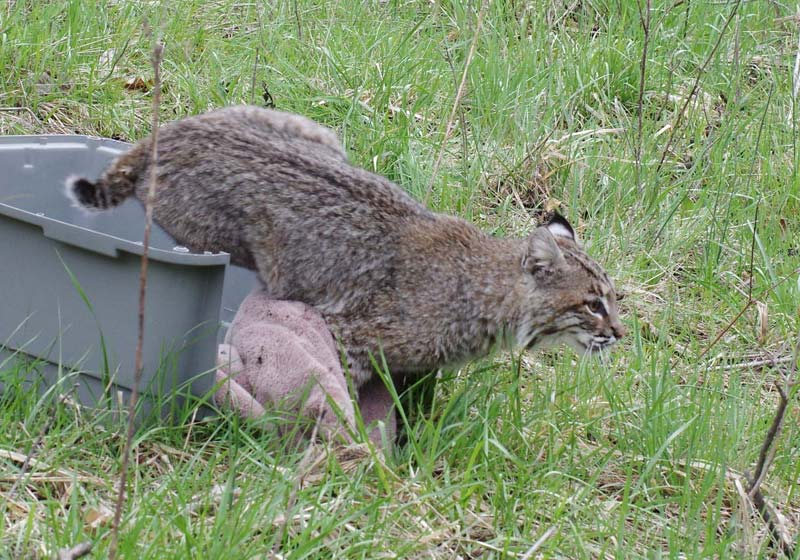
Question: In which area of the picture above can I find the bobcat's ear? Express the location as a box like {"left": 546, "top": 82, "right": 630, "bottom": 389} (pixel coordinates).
{"left": 523, "top": 226, "right": 566, "bottom": 273}
{"left": 545, "top": 213, "right": 577, "bottom": 242}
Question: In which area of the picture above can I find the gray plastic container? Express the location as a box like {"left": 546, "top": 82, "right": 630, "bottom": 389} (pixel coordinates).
{"left": 0, "top": 135, "right": 258, "bottom": 418}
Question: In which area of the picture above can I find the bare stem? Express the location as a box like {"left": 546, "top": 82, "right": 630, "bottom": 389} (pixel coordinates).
{"left": 441, "top": 43, "right": 470, "bottom": 190}
{"left": 748, "top": 331, "right": 800, "bottom": 499}
{"left": 741, "top": 327, "right": 800, "bottom": 557}
{"left": 696, "top": 85, "right": 774, "bottom": 361}
{"left": 108, "top": 37, "right": 164, "bottom": 560}
{"left": 656, "top": 0, "right": 741, "bottom": 174}
{"left": 293, "top": 0, "right": 302, "bottom": 40}
{"left": 697, "top": 267, "right": 800, "bottom": 360}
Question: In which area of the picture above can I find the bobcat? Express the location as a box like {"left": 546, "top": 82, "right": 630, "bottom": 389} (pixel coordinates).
{"left": 67, "top": 106, "right": 625, "bottom": 393}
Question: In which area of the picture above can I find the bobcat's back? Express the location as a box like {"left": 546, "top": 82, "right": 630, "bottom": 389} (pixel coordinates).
{"left": 65, "top": 106, "right": 625, "bottom": 388}
{"left": 67, "top": 106, "right": 431, "bottom": 309}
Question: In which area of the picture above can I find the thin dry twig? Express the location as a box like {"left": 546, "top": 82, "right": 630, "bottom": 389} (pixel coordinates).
{"left": 0, "top": 106, "right": 44, "bottom": 128}
{"left": 293, "top": 0, "right": 302, "bottom": 40}
{"left": 747, "top": 385, "right": 791, "bottom": 500}
{"left": 441, "top": 43, "right": 470, "bottom": 187}
{"left": 549, "top": 0, "right": 580, "bottom": 29}
{"left": 697, "top": 268, "right": 800, "bottom": 360}
{"left": 495, "top": 128, "right": 557, "bottom": 197}
{"left": 520, "top": 525, "right": 557, "bottom": 560}
{"left": 58, "top": 542, "right": 93, "bottom": 560}
{"left": 425, "top": 0, "right": 488, "bottom": 204}
{"left": 656, "top": 0, "right": 741, "bottom": 173}
{"left": 749, "top": 489, "right": 796, "bottom": 557}
{"left": 108, "top": 36, "right": 164, "bottom": 560}
{"left": 749, "top": 396, "right": 787, "bottom": 497}
{"left": 0, "top": 445, "right": 102, "bottom": 486}
{"left": 739, "top": 329, "right": 800, "bottom": 557}
{"left": 709, "top": 355, "right": 794, "bottom": 371}
{"left": 696, "top": 83, "right": 773, "bottom": 360}
{"left": 755, "top": 339, "right": 800, "bottom": 476}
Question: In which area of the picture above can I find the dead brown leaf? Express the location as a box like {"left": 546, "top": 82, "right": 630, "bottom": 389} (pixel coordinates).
{"left": 84, "top": 504, "right": 114, "bottom": 531}
{"left": 122, "top": 76, "right": 153, "bottom": 92}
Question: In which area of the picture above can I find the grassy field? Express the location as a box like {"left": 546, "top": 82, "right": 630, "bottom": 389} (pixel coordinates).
{"left": 2, "top": 0, "right": 800, "bottom": 558}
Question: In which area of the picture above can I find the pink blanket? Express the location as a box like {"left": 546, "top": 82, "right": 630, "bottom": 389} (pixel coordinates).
{"left": 215, "top": 286, "right": 396, "bottom": 446}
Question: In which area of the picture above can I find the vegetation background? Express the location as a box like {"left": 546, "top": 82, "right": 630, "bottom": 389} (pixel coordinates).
{"left": 1, "top": 0, "right": 799, "bottom": 558}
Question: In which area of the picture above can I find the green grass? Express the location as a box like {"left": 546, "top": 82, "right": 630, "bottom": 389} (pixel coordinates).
{"left": 2, "top": 0, "right": 800, "bottom": 558}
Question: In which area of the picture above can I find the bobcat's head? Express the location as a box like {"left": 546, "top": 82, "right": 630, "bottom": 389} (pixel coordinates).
{"left": 515, "top": 214, "right": 624, "bottom": 355}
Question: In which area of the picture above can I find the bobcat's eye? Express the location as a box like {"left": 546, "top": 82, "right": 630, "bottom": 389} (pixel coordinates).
{"left": 586, "top": 299, "right": 607, "bottom": 317}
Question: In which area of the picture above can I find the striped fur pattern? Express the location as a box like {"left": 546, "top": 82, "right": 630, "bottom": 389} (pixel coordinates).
{"left": 64, "top": 106, "right": 624, "bottom": 390}
{"left": 519, "top": 220, "right": 624, "bottom": 355}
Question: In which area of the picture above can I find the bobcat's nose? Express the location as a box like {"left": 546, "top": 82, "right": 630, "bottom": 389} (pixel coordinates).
{"left": 611, "top": 320, "right": 626, "bottom": 340}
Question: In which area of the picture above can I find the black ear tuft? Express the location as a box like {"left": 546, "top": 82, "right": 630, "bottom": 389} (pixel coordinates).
{"left": 546, "top": 213, "right": 576, "bottom": 242}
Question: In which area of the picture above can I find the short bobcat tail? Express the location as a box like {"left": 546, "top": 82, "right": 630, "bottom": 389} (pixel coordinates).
{"left": 64, "top": 148, "right": 146, "bottom": 210}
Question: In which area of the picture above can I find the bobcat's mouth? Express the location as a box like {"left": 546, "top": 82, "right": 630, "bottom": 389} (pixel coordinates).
{"left": 523, "top": 327, "right": 619, "bottom": 355}
{"left": 564, "top": 331, "right": 618, "bottom": 355}
{"left": 582, "top": 335, "right": 618, "bottom": 354}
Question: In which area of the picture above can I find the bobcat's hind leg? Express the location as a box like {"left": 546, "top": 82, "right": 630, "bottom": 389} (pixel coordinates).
{"left": 356, "top": 375, "right": 397, "bottom": 447}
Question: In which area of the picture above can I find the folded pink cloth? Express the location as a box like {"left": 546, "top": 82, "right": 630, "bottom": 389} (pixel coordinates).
{"left": 215, "top": 286, "right": 396, "bottom": 445}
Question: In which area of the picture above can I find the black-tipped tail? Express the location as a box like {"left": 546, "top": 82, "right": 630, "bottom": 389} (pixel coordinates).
{"left": 65, "top": 175, "right": 111, "bottom": 210}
